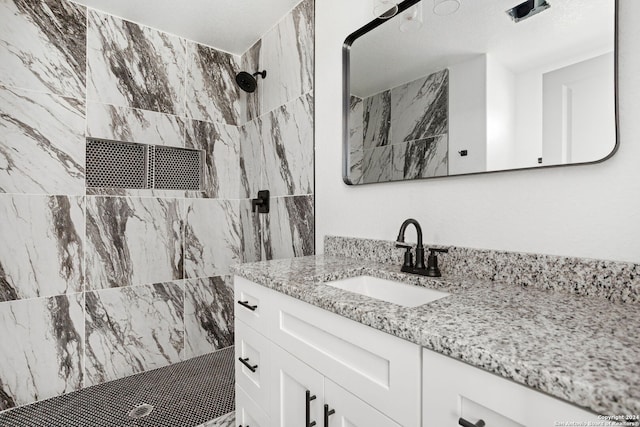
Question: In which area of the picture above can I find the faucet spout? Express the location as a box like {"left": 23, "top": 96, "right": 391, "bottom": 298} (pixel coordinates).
{"left": 396, "top": 218, "right": 424, "bottom": 248}
{"left": 396, "top": 218, "right": 425, "bottom": 269}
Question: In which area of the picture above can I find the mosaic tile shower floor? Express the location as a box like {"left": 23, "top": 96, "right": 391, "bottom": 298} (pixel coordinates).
{"left": 0, "top": 347, "right": 235, "bottom": 427}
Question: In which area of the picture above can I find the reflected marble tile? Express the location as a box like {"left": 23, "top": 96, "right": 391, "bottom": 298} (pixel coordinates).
{"left": 87, "top": 102, "right": 185, "bottom": 147}
{"left": 390, "top": 69, "right": 448, "bottom": 144}
{"left": 0, "top": 195, "right": 84, "bottom": 302}
{"left": 240, "top": 118, "right": 263, "bottom": 199}
{"left": 186, "top": 42, "right": 241, "bottom": 125}
{"left": 262, "top": 93, "right": 314, "bottom": 197}
{"left": 85, "top": 197, "right": 184, "bottom": 290}
{"left": 184, "top": 199, "right": 242, "bottom": 278}
{"left": 0, "top": 294, "right": 84, "bottom": 410}
{"left": 239, "top": 199, "right": 262, "bottom": 264}
{"left": 87, "top": 10, "right": 186, "bottom": 115}
{"left": 363, "top": 90, "right": 391, "bottom": 150}
{"left": 0, "top": 0, "right": 86, "bottom": 98}
{"left": 197, "top": 411, "right": 235, "bottom": 427}
{"left": 84, "top": 282, "right": 184, "bottom": 386}
{"left": 184, "top": 276, "right": 234, "bottom": 358}
{"left": 263, "top": 195, "right": 314, "bottom": 261}
{"left": 261, "top": 0, "right": 314, "bottom": 114}
{"left": 241, "top": 40, "right": 262, "bottom": 123}
{"left": 362, "top": 146, "right": 392, "bottom": 183}
{"left": 392, "top": 135, "right": 448, "bottom": 180}
{"left": 349, "top": 95, "right": 364, "bottom": 184}
{"left": 185, "top": 120, "right": 240, "bottom": 199}
{"left": 0, "top": 86, "right": 85, "bottom": 195}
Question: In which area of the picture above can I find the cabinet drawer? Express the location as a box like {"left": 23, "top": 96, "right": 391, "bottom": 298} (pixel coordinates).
{"left": 234, "top": 276, "right": 272, "bottom": 336}
{"left": 235, "top": 319, "right": 271, "bottom": 411}
{"left": 269, "top": 288, "right": 421, "bottom": 427}
{"left": 422, "top": 348, "right": 600, "bottom": 427}
{"left": 237, "top": 385, "right": 270, "bottom": 427}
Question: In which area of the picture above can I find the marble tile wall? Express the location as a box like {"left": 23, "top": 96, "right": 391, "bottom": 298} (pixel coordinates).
{"left": 352, "top": 69, "right": 449, "bottom": 184}
{"left": 238, "top": 0, "right": 316, "bottom": 263}
{"left": 0, "top": 0, "right": 315, "bottom": 411}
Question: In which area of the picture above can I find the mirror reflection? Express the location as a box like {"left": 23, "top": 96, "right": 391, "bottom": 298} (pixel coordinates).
{"left": 344, "top": 0, "right": 616, "bottom": 185}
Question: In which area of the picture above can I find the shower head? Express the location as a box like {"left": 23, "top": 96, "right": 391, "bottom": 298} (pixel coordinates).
{"left": 235, "top": 70, "right": 267, "bottom": 93}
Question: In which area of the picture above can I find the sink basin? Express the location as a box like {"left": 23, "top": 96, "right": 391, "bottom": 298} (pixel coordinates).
{"left": 324, "top": 275, "right": 449, "bottom": 307}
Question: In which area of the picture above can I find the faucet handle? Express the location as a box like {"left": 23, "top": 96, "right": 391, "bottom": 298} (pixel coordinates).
{"left": 426, "top": 247, "right": 448, "bottom": 277}
{"left": 395, "top": 242, "right": 413, "bottom": 268}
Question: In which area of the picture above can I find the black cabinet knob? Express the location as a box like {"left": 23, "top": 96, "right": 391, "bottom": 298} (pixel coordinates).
{"left": 238, "top": 357, "right": 258, "bottom": 373}
{"left": 237, "top": 300, "right": 257, "bottom": 311}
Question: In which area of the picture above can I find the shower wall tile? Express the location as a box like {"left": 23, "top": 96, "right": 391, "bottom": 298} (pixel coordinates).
{"left": 262, "top": 93, "right": 314, "bottom": 197}
{"left": 184, "top": 276, "right": 234, "bottom": 358}
{"left": 84, "top": 282, "right": 184, "bottom": 386}
{"left": 0, "top": 86, "right": 85, "bottom": 195}
{"left": 239, "top": 118, "right": 263, "bottom": 199}
{"left": 390, "top": 69, "right": 448, "bottom": 144}
{"left": 85, "top": 196, "right": 184, "bottom": 290}
{"left": 261, "top": 0, "right": 314, "bottom": 114}
{"left": 362, "top": 145, "right": 392, "bottom": 184}
{"left": 239, "top": 199, "right": 262, "bottom": 264}
{"left": 87, "top": 9, "right": 186, "bottom": 115}
{"left": 392, "top": 135, "right": 448, "bottom": 180}
{"left": 263, "top": 195, "right": 314, "bottom": 261}
{"left": 363, "top": 90, "right": 391, "bottom": 150}
{"left": 0, "top": 195, "right": 84, "bottom": 302}
{"left": 0, "top": 294, "right": 84, "bottom": 410}
{"left": 86, "top": 102, "right": 185, "bottom": 147}
{"left": 0, "top": 0, "right": 86, "bottom": 98}
{"left": 184, "top": 199, "right": 242, "bottom": 279}
{"left": 185, "top": 42, "right": 241, "bottom": 126}
{"left": 241, "top": 40, "right": 262, "bottom": 123}
{"left": 185, "top": 120, "right": 240, "bottom": 199}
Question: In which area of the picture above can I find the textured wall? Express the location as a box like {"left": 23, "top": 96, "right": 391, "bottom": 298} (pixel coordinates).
{"left": 315, "top": 0, "right": 640, "bottom": 264}
{"left": 0, "top": 0, "right": 315, "bottom": 411}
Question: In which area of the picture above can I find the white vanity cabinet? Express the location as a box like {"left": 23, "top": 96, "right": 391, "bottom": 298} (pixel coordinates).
{"left": 234, "top": 276, "right": 421, "bottom": 427}
{"left": 422, "top": 349, "right": 600, "bottom": 427}
{"left": 235, "top": 275, "right": 605, "bottom": 427}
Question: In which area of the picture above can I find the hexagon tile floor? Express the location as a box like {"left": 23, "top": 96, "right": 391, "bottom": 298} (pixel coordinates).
{"left": 0, "top": 346, "right": 235, "bottom": 427}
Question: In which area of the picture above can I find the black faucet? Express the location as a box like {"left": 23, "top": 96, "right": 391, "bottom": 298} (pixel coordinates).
{"left": 396, "top": 218, "right": 448, "bottom": 277}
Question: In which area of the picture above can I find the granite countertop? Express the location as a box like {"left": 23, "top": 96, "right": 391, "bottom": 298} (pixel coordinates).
{"left": 231, "top": 255, "right": 640, "bottom": 416}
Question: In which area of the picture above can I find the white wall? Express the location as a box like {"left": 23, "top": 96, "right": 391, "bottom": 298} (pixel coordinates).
{"left": 486, "top": 55, "right": 516, "bottom": 171}
{"left": 448, "top": 55, "right": 487, "bottom": 175}
{"left": 514, "top": 48, "right": 614, "bottom": 168}
{"left": 315, "top": 0, "right": 640, "bottom": 263}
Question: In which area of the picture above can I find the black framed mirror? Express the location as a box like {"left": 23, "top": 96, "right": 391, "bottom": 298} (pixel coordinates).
{"left": 343, "top": 0, "right": 618, "bottom": 185}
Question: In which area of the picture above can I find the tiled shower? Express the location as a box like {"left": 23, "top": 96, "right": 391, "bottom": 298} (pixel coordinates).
{"left": 0, "top": 0, "right": 314, "bottom": 419}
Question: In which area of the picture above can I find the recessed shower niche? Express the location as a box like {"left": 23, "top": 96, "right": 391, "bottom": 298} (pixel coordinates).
{"left": 86, "top": 138, "right": 205, "bottom": 190}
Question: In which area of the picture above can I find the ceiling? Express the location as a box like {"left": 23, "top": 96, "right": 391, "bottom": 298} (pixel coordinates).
{"left": 350, "top": 0, "right": 615, "bottom": 97}
{"left": 71, "top": 0, "right": 303, "bottom": 55}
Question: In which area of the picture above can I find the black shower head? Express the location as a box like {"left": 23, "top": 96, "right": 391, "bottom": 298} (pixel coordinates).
{"left": 235, "top": 70, "right": 267, "bottom": 93}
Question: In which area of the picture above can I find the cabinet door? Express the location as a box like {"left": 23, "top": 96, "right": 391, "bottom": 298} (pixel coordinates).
{"left": 270, "top": 342, "right": 324, "bottom": 427}
{"left": 235, "top": 319, "right": 271, "bottom": 411}
{"left": 422, "top": 348, "right": 600, "bottom": 427}
{"left": 237, "top": 385, "right": 270, "bottom": 427}
{"left": 325, "top": 379, "right": 402, "bottom": 427}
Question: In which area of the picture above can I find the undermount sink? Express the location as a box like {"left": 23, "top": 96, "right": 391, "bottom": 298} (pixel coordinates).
{"left": 324, "top": 275, "right": 449, "bottom": 308}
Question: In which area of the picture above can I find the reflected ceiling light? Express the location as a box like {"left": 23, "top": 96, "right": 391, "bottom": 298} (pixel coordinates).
{"left": 433, "top": 0, "right": 461, "bottom": 16}
{"left": 373, "top": 0, "right": 399, "bottom": 19}
{"left": 400, "top": 2, "right": 424, "bottom": 32}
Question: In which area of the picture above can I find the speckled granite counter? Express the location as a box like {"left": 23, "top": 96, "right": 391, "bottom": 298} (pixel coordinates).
{"left": 231, "top": 255, "right": 640, "bottom": 416}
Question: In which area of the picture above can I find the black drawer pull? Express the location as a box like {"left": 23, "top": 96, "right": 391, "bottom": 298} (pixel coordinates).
{"left": 459, "top": 418, "right": 485, "bottom": 427}
{"left": 238, "top": 357, "right": 258, "bottom": 372}
{"left": 306, "top": 390, "right": 317, "bottom": 427}
{"left": 238, "top": 300, "right": 257, "bottom": 311}
{"left": 324, "top": 404, "right": 335, "bottom": 427}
